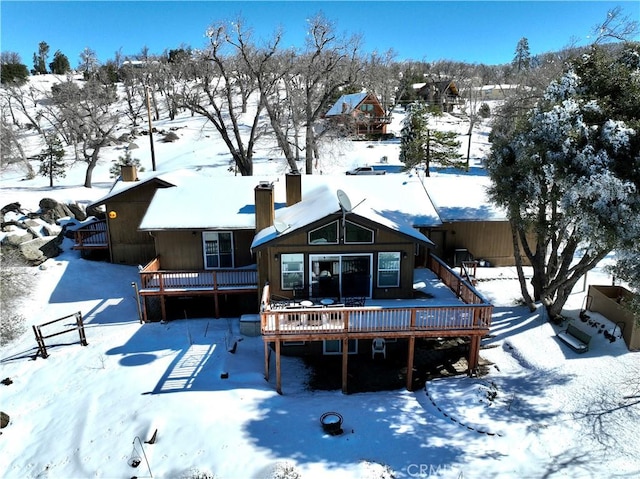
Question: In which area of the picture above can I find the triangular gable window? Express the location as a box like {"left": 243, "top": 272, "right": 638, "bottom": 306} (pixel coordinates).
{"left": 309, "top": 221, "right": 338, "bottom": 245}
{"left": 345, "top": 221, "right": 373, "bottom": 244}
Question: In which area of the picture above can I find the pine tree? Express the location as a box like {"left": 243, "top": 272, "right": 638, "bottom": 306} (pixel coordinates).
{"left": 49, "top": 50, "right": 71, "bottom": 74}
{"left": 109, "top": 149, "right": 144, "bottom": 179}
{"left": 399, "top": 102, "right": 463, "bottom": 176}
{"left": 32, "top": 41, "right": 50, "bottom": 74}
{"left": 38, "top": 134, "right": 66, "bottom": 187}
{"left": 512, "top": 37, "right": 531, "bottom": 72}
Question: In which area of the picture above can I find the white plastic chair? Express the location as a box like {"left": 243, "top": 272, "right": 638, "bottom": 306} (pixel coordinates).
{"left": 371, "top": 338, "right": 386, "bottom": 359}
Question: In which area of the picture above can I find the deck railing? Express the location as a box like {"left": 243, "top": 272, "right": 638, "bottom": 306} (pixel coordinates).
{"left": 260, "top": 253, "right": 493, "bottom": 337}
{"left": 262, "top": 304, "right": 492, "bottom": 335}
{"left": 139, "top": 256, "right": 258, "bottom": 293}
{"left": 72, "top": 220, "right": 108, "bottom": 249}
{"left": 426, "top": 255, "right": 489, "bottom": 305}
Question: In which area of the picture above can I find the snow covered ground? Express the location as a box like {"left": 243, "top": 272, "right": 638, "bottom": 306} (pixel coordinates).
{"left": 1, "top": 76, "right": 638, "bottom": 479}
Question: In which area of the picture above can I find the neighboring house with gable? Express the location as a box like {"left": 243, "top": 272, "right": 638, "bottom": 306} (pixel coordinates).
{"left": 416, "top": 80, "right": 460, "bottom": 112}
{"left": 324, "top": 92, "right": 391, "bottom": 137}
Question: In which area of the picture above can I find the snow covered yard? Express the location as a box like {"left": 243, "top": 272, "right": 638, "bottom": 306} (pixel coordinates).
{"left": 1, "top": 244, "right": 638, "bottom": 479}
{"left": 1, "top": 74, "right": 638, "bottom": 478}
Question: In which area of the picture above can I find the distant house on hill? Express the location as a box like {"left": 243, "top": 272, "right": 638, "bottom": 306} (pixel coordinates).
{"left": 473, "top": 84, "right": 524, "bottom": 101}
{"left": 324, "top": 92, "right": 390, "bottom": 137}
{"left": 416, "top": 80, "right": 460, "bottom": 112}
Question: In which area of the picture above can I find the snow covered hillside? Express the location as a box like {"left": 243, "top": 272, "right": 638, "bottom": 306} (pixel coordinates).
{"left": 1, "top": 75, "right": 638, "bottom": 479}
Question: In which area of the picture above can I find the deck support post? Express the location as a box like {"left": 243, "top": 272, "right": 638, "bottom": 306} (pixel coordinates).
{"left": 142, "top": 296, "right": 149, "bottom": 323}
{"left": 160, "top": 295, "right": 167, "bottom": 322}
{"left": 468, "top": 335, "right": 480, "bottom": 372}
{"left": 264, "top": 341, "right": 270, "bottom": 381}
{"left": 213, "top": 293, "right": 220, "bottom": 319}
{"left": 406, "top": 336, "right": 416, "bottom": 391}
{"left": 341, "top": 338, "right": 349, "bottom": 394}
{"left": 275, "top": 339, "right": 282, "bottom": 394}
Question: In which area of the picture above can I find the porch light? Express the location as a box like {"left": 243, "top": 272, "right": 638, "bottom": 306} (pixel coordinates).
{"left": 274, "top": 253, "right": 279, "bottom": 261}
{"left": 403, "top": 252, "right": 408, "bottom": 259}
{"left": 108, "top": 211, "right": 117, "bottom": 219}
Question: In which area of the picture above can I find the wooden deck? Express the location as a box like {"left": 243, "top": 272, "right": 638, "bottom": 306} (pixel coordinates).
{"left": 138, "top": 256, "right": 259, "bottom": 321}
{"left": 71, "top": 219, "right": 108, "bottom": 251}
{"left": 261, "top": 255, "right": 493, "bottom": 394}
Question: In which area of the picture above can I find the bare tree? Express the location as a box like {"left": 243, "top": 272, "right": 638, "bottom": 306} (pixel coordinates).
{"left": 297, "top": 13, "right": 363, "bottom": 173}
{"left": 49, "top": 79, "right": 120, "bottom": 187}
{"left": 0, "top": 107, "right": 36, "bottom": 178}
{"left": 176, "top": 20, "right": 267, "bottom": 176}
{"left": 592, "top": 6, "right": 639, "bottom": 44}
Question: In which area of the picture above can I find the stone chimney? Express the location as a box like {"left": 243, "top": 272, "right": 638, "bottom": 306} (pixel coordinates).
{"left": 285, "top": 172, "right": 302, "bottom": 206}
{"left": 254, "top": 181, "right": 274, "bottom": 232}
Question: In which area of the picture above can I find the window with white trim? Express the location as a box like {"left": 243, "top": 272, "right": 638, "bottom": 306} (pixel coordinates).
{"left": 377, "top": 252, "right": 400, "bottom": 287}
{"left": 345, "top": 221, "right": 373, "bottom": 243}
{"left": 308, "top": 221, "right": 338, "bottom": 244}
{"left": 281, "top": 253, "right": 304, "bottom": 290}
{"left": 203, "top": 232, "right": 233, "bottom": 269}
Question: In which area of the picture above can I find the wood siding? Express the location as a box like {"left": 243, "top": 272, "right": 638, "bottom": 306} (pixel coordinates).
{"left": 428, "top": 221, "right": 517, "bottom": 267}
{"left": 154, "top": 229, "right": 256, "bottom": 270}
{"left": 105, "top": 182, "right": 160, "bottom": 265}
{"left": 259, "top": 214, "right": 420, "bottom": 300}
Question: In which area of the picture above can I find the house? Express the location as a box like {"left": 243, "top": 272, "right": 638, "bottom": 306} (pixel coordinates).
{"left": 323, "top": 92, "right": 391, "bottom": 137}
{"left": 74, "top": 170, "right": 175, "bottom": 265}
{"left": 416, "top": 80, "right": 460, "bottom": 112}
{"left": 84, "top": 170, "right": 496, "bottom": 393}
{"left": 421, "top": 175, "right": 517, "bottom": 267}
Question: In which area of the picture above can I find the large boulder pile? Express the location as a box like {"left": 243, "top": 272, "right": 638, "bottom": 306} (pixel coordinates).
{"left": 1, "top": 198, "right": 102, "bottom": 265}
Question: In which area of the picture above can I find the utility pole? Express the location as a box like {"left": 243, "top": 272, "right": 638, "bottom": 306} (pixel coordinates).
{"left": 146, "top": 86, "right": 157, "bottom": 171}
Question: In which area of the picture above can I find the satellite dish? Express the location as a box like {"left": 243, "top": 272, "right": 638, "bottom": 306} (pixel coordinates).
{"left": 274, "top": 220, "right": 290, "bottom": 234}
{"left": 336, "top": 189, "right": 352, "bottom": 212}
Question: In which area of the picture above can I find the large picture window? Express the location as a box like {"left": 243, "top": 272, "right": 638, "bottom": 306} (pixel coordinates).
{"left": 281, "top": 253, "right": 304, "bottom": 290}
{"left": 203, "top": 232, "right": 233, "bottom": 269}
{"left": 377, "top": 252, "right": 400, "bottom": 287}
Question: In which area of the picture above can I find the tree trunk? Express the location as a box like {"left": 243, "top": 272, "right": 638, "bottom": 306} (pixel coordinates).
{"left": 83, "top": 147, "right": 101, "bottom": 188}
{"left": 305, "top": 127, "right": 315, "bottom": 174}
{"left": 511, "top": 220, "right": 535, "bottom": 311}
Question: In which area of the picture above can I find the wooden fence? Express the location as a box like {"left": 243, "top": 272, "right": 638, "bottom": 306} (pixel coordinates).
{"left": 32, "top": 311, "right": 87, "bottom": 359}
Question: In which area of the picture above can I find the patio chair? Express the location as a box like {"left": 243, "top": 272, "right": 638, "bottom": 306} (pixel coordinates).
{"left": 371, "top": 338, "right": 386, "bottom": 359}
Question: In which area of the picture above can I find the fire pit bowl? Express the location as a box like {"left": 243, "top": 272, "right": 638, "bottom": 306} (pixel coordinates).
{"left": 320, "top": 412, "right": 343, "bottom": 436}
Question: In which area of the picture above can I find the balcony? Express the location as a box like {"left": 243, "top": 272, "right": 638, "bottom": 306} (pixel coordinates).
{"left": 138, "top": 256, "right": 258, "bottom": 320}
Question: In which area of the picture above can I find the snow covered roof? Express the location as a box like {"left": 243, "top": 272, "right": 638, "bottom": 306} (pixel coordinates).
{"left": 324, "top": 92, "right": 369, "bottom": 116}
{"left": 139, "top": 174, "right": 286, "bottom": 230}
{"left": 90, "top": 170, "right": 177, "bottom": 207}
{"left": 137, "top": 172, "right": 443, "bottom": 234}
{"left": 424, "top": 175, "right": 507, "bottom": 222}
{"left": 251, "top": 178, "right": 435, "bottom": 250}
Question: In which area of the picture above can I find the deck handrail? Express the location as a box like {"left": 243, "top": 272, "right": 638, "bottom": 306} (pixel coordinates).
{"left": 139, "top": 257, "right": 258, "bottom": 292}
{"left": 261, "top": 304, "right": 492, "bottom": 335}
{"left": 427, "top": 255, "right": 490, "bottom": 305}
{"left": 73, "top": 220, "right": 108, "bottom": 247}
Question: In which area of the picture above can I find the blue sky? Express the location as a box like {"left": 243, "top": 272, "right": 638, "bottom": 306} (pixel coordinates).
{"left": 2, "top": 1, "right": 639, "bottom": 67}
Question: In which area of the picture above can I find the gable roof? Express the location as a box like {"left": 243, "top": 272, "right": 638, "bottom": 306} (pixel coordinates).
{"left": 134, "top": 172, "right": 443, "bottom": 235}
{"left": 90, "top": 172, "right": 176, "bottom": 207}
{"left": 324, "top": 92, "right": 370, "bottom": 117}
{"left": 250, "top": 181, "right": 434, "bottom": 250}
